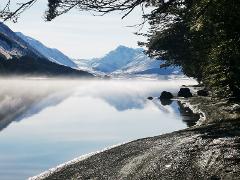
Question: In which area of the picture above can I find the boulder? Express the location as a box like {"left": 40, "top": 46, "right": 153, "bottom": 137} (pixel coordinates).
{"left": 160, "top": 99, "right": 173, "bottom": 106}
{"left": 160, "top": 91, "right": 173, "bottom": 99}
{"left": 197, "top": 89, "right": 209, "bottom": 96}
{"left": 178, "top": 88, "right": 192, "bottom": 98}
{"left": 147, "top": 97, "right": 153, "bottom": 100}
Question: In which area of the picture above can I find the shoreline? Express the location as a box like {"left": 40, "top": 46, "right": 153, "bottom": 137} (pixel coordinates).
{"left": 29, "top": 142, "right": 129, "bottom": 180}
{"left": 29, "top": 95, "right": 240, "bottom": 180}
{"left": 176, "top": 97, "right": 206, "bottom": 125}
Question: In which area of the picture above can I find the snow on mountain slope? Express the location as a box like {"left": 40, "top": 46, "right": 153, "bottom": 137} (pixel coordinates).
{"left": 0, "top": 22, "right": 77, "bottom": 68}
{"left": 16, "top": 32, "right": 77, "bottom": 68}
{"left": 0, "top": 23, "right": 92, "bottom": 77}
{"left": 73, "top": 59, "right": 105, "bottom": 76}
{"left": 91, "top": 46, "right": 143, "bottom": 73}
{"left": 75, "top": 45, "right": 181, "bottom": 76}
{"left": 0, "top": 22, "right": 42, "bottom": 59}
{"left": 112, "top": 51, "right": 180, "bottom": 75}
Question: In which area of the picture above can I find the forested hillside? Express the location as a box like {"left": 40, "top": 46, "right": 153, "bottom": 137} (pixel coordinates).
{"left": 0, "top": 55, "right": 92, "bottom": 77}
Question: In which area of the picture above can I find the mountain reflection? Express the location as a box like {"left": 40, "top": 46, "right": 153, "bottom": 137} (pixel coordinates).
{"left": 0, "top": 78, "right": 74, "bottom": 131}
{"left": 0, "top": 78, "right": 197, "bottom": 132}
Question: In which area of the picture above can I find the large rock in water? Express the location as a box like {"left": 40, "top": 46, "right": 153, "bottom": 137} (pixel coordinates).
{"left": 160, "top": 91, "right": 173, "bottom": 99}
{"left": 160, "top": 98, "right": 173, "bottom": 106}
{"left": 147, "top": 97, "right": 153, "bottom": 100}
{"left": 159, "top": 91, "right": 173, "bottom": 106}
{"left": 178, "top": 88, "right": 193, "bottom": 98}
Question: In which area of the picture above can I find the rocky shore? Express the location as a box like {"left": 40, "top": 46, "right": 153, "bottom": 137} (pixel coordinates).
{"left": 30, "top": 95, "right": 240, "bottom": 180}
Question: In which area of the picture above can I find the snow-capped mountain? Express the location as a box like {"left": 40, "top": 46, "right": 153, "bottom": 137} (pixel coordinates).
{"left": 92, "top": 46, "right": 143, "bottom": 73}
{"left": 0, "top": 22, "right": 92, "bottom": 77}
{"left": 0, "top": 22, "right": 43, "bottom": 59}
{"left": 75, "top": 46, "right": 181, "bottom": 76}
{"left": 0, "top": 21, "right": 179, "bottom": 77}
{"left": 16, "top": 32, "right": 77, "bottom": 68}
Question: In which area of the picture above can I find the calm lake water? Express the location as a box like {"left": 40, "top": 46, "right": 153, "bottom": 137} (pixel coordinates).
{"left": 0, "top": 77, "right": 196, "bottom": 180}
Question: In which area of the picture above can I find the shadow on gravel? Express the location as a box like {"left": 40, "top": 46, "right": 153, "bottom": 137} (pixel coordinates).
{"left": 192, "top": 119, "right": 240, "bottom": 139}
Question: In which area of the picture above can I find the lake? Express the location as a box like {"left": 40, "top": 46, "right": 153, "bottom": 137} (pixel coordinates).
{"left": 0, "top": 77, "right": 196, "bottom": 180}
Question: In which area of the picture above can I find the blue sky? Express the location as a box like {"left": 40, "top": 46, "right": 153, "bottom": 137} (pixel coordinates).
{"left": 6, "top": 1, "right": 147, "bottom": 59}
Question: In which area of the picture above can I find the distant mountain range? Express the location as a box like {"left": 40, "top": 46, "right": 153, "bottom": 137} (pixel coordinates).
{"left": 0, "top": 22, "right": 181, "bottom": 77}
{"left": 0, "top": 22, "right": 91, "bottom": 77}
{"left": 74, "top": 46, "right": 181, "bottom": 76}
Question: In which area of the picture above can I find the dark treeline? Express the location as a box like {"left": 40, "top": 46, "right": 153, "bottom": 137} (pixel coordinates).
{"left": 1, "top": 0, "right": 239, "bottom": 100}
{"left": 143, "top": 0, "right": 240, "bottom": 101}
{"left": 0, "top": 56, "right": 92, "bottom": 77}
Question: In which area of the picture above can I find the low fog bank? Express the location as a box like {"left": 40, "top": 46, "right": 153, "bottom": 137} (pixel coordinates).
{"left": 0, "top": 77, "right": 197, "bottom": 131}
{"left": 0, "top": 77, "right": 77, "bottom": 131}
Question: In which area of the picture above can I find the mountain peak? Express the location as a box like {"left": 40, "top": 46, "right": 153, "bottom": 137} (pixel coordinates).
{"left": 116, "top": 45, "right": 132, "bottom": 50}
{"left": 115, "top": 45, "right": 143, "bottom": 52}
{"left": 77, "top": 45, "right": 182, "bottom": 75}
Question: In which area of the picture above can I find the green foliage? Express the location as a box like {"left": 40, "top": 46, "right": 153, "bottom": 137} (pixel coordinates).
{"left": 145, "top": 0, "right": 240, "bottom": 100}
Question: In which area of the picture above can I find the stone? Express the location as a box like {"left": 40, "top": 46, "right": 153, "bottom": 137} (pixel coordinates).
{"left": 160, "top": 91, "right": 173, "bottom": 100}
{"left": 147, "top": 97, "right": 153, "bottom": 100}
{"left": 178, "top": 88, "right": 192, "bottom": 98}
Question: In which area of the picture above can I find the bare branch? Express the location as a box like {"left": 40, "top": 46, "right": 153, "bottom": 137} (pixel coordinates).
{"left": 0, "top": 0, "right": 37, "bottom": 22}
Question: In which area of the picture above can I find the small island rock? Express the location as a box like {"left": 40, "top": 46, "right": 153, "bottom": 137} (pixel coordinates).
{"left": 160, "top": 91, "right": 174, "bottom": 99}
{"left": 147, "top": 97, "right": 153, "bottom": 100}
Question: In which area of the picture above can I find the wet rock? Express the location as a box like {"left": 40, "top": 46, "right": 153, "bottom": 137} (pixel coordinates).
{"left": 159, "top": 91, "right": 173, "bottom": 105}
{"left": 197, "top": 89, "right": 209, "bottom": 96}
{"left": 178, "top": 88, "right": 192, "bottom": 98}
{"left": 160, "top": 91, "right": 173, "bottom": 100}
{"left": 160, "top": 99, "right": 173, "bottom": 106}
{"left": 147, "top": 97, "right": 153, "bottom": 100}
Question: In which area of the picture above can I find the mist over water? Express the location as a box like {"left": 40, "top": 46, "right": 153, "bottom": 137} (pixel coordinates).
{"left": 0, "top": 77, "right": 196, "bottom": 180}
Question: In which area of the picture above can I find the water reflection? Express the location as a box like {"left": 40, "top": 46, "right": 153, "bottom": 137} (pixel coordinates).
{"left": 0, "top": 78, "right": 197, "bottom": 131}
{"left": 0, "top": 79, "right": 75, "bottom": 131}
{"left": 159, "top": 98, "right": 173, "bottom": 106}
{"left": 0, "top": 78, "right": 200, "bottom": 133}
{"left": 177, "top": 102, "right": 200, "bottom": 127}
{"left": 0, "top": 77, "right": 197, "bottom": 180}
{"left": 159, "top": 96, "right": 199, "bottom": 127}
